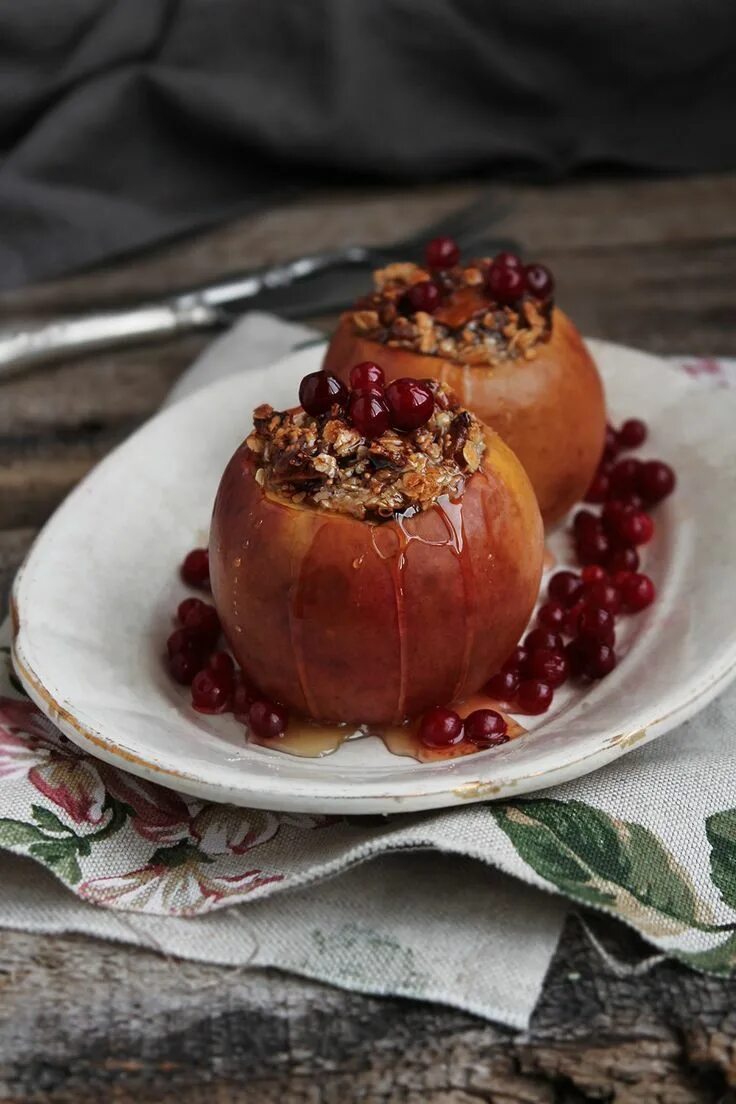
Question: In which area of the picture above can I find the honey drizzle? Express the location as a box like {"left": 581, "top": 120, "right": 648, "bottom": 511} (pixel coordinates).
{"left": 374, "top": 691, "right": 526, "bottom": 763}
{"left": 248, "top": 691, "right": 526, "bottom": 762}
{"left": 251, "top": 716, "right": 354, "bottom": 758}
{"left": 288, "top": 522, "right": 323, "bottom": 720}
{"left": 435, "top": 495, "right": 475, "bottom": 698}
{"left": 248, "top": 493, "right": 522, "bottom": 763}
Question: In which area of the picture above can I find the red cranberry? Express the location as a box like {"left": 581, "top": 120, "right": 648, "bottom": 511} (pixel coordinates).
{"left": 620, "top": 572, "right": 656, "bottom": 612}
{"left": 601, "top": 500, "right": 630, "bottom": 537}
{"left": 425, "top": 236, "right": 460, "bottom": 269}
{"left": 609, "top": 458, "right": 643, "bottom": 499}
{"left": 538, "top": 601, "right": 566, "bottom": 630}
{"left": 348, "top": 391, "right": 391, "bottom": 439}
{"left": 523, "top": 263, "right": 555, "bottom": 300}
{"left": 486, "top": 668, "right": 520, "bottom": 700}
{"left": 299, "top": 371, "right": 348, "bottom": 417}
{"left": 565, "top": 639, "right": 587, "bottom": 677}
{"left": 637, "top": 460, "right": 676, "bottom": 504}
{"left": 548, "top": 571, "right": 584, "bottom": 608}
{"left": 582, "top": 642, "right": 617, "bottom": 679}
{"left": 177, "top": 597, "right": 202, "bottom": 624}
{"left": 577, "top": 607, "right": 615, "bottom": 645}
{"left": 573, "top": 510, "right": 600, "bottom": 537}
{"left": 248, "top": 698, "right": 289, "bottom": 739}
{"left": 609, "top": 545, "right": 640, "bottom": 574}
{"left": 407, "top": 280, "right": 441, "bottom": 314}
{"left": 385, "top": 378, "right": 434, "bottom": 431}
{"left": 503, "top": 646, "right": 530, "bottom": 676}
{"left": 181, "top": 548, "right": 210, "bottom": 589}
{"left": 584, "top": 469, "right": 610, "bottom": 504}
{"left": 611, "top": 569, "right": 634, "bottom": 589}
{"left": 487, "top": 262, "right": 525, "bottom": 305}
{"left": 232, "top": 679, "right": 256, "bottom": 722}
{"left": 618, "top": 418, "right": 648, "bottom": 449}
{"left": 581, "top": 565, "right": 608, "bottom": 586}
{"left": 191, "top": 667, "right": 233, "bottom": 714}
{"left": 493, "top": 251, "right": 523, "bottom": 269}
{"left": 617, "top": 510, "right": 654, "bottom": 547}
{"left": 525, "top": 628, "right": 564, "bottom": 654}
{"left": 167, "top": 626, "right": 206, "bottom": 659}
{"left": 168, "top": 651, "right": 202, "bottom": 686}
{"left": 177, "top": 599, "right": 220, "bottom": 646}
{"left": 418, "top": 706, "right": 464, "bottom": 748}
{"left": 528, "top": 648, "right": 569, "bottom": 688}
{"left": 575, "top": 527, "right": 611, "bottom": 565}
{"left": 464, "top": 708, "right": 509, "bottom": 748}
{"left": 603, "top": 424, "right": 620, "bottom": 460}
{"left": 585, "top": 580, "right": 622, "bottom": 615}
{"left": 517, "top": 679, "right": 554, "bottom": 715}
{"left": 562, "top": 600, "right": 585, "bottom": 638}
{"left": 349, "top": 361, "right": 385, "bottom": 393}
{"left": 208, "top": 651, "right": 235, "bottom": 675}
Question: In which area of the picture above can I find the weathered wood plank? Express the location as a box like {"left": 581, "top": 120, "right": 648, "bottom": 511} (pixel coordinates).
{"left": 0, "top": 917, "right": 732, "bottom": 1103}
{"left": 2, "top": 174, "right": 735, "bottom": 314}
{"left": 0, "top": 529, "right": 36, "bottom": 605}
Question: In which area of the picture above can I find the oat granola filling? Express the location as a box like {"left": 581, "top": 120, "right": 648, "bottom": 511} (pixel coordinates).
{"left": 246, "top": 382, "right": 486, "bottom": 522}
{"left": 349, "top": 260, "right": 553, "bottom": 367}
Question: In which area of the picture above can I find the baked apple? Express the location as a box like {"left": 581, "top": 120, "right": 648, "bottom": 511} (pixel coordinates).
{"left": 209, "top": 369, "right": 543, "bottom": 726}
{"left": 322, "top": 246, "right": 606, "bottom": 527}
{"left": 209, "top": 368, "right": 545, "bottom": 733}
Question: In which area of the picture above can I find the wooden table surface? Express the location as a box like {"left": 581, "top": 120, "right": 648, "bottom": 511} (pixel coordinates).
{"left": 2, "top": 173, "right": 736, "bottom": 1103}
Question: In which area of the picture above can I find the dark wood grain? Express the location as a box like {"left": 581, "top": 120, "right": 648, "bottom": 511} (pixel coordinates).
{"left": 1, "top": 916, "right": 734, "bottom": 1103}
{"left": 2, "top": 172, "right": 736, "bottom": 1103}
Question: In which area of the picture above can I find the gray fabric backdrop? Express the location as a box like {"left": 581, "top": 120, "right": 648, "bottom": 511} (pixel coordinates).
{"left": 1, "top": 0, "right": 734, "bottom": 289}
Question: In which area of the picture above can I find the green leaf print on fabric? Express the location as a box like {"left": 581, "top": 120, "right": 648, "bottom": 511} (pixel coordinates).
{"left": 705, "top": 808, "right": 736, "bottom": 910}
{"left": 29, "top": 839, "right": 82, "bottom": 884}
{"left": 309, "top": 923, "right": 428, "bottom": 992}
{"left": 680, "top": 932, "right": 736, "bottom": 975}
{"left": 31, "top": 804, "right": 75, "bottom": 836}
{"left": 149, "top": 840, "right": 213, "bottom": 869}
{"left": 492, "top": 799, "right": 709, "bottom": 936}
{"left": 0, "top": 819, "right": 47, "bottom": 847}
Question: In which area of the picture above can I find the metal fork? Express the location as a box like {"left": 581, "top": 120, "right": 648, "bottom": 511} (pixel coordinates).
{"left": 0, "top": 191, "right": 516, "bottom": 379}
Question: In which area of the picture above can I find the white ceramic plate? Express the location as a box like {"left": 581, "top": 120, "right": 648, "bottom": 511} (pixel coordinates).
{"left": 11, "top": 340, "right": 736, "bottom": 813}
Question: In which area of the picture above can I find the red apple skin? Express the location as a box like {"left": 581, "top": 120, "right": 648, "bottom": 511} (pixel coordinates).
{"left": 209, "top": 429, "right": 543, "bottom": 725}
{"left": 323, "top": 308, "right": 605, "bottom": 528}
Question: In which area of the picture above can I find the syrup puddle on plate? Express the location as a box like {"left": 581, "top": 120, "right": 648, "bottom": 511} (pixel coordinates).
{"left": 252, "top": 715, "right": 354, "bottom": 758}
{"left": 251, "top": 691, "right": 527, "bottom": 763}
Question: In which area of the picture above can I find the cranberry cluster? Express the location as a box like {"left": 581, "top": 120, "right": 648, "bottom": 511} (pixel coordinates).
{"left": 407, "top": 237, "right": 554, "bottom": 314}
{"left": 299, "top": 362, "right": 435, "bottom": 440}
{"left": 481, "top": 415, "right": 674, "bottom": 717}
{"left": 166, "top": 548, "right": 289, "bottom": 739}
{"left": 419, "top": 705, "right": 509, "bottom": 750}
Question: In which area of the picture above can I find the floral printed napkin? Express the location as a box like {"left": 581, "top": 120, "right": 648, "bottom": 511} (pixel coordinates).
{"left": 1, "top": 315, "right": 736, "bottom": 1029}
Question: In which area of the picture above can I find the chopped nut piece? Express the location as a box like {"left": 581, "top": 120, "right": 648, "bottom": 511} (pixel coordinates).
{"left": 344, "top": 259, "right": 552, "bottom": 367}
{"left": 353, "top": 310, "right": 380, "bottom": 332}
{"left": 313, "top": 452, "right": 338, "bottom": 478}
{"left": 247, "top": 381, "right": 486, "bottom": 523}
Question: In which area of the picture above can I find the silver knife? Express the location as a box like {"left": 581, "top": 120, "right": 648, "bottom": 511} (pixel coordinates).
{"left": 0, "top": 191, "right": 516, "bottom": 379}
{"left": 0, "top": 248, "right": 372, "bottom": 379}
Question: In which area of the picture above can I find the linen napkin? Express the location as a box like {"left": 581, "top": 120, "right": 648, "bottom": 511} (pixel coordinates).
{"left": 1, "top": 315, "right": 735, "bottom": 1030}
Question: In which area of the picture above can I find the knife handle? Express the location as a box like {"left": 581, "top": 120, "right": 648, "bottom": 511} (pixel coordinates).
{"left": 0, "top": 245, "right": 373, "bottom": 380}
{"left": 0, "top": 295, "right": 221, "bottom": 380}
